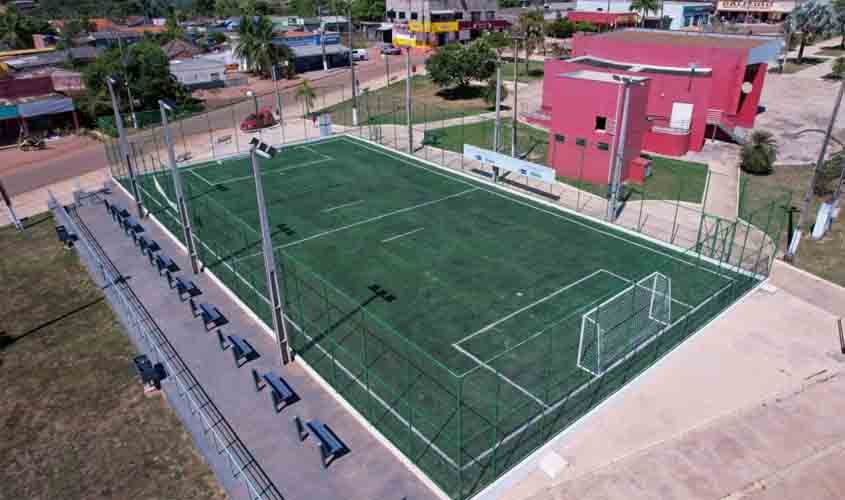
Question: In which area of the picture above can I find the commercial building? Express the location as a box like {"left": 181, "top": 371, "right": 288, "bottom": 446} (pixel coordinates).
{"left": 529, "top": 29, "right": 782, "bottom": 179}
{"left": 385, "top": 0, "right": 507, "bottom": 49}
{"left": 0, "top": 76, "right": 79, "bottom": 144}
{"left": 575, "top": 0, "right": 714, "bottom": 29}
{"left": 715, "top": 0, "right": 796, "bottom": 23}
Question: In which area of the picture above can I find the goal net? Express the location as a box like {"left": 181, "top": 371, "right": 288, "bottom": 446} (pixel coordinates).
{"left": 578, "top": 272, "right": 672, "bottom": 377}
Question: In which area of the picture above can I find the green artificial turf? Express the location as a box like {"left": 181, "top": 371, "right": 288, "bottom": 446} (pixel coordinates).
{"left": 120, "top": 135, "right": 754, "bottom": 499}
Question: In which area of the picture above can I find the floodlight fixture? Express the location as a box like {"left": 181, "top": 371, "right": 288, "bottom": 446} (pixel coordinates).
{"left": 250, "top": 138, "right": 277, "bottom": 159}
{"left": 159, "top": 98, "right": 177, "bottom": 112}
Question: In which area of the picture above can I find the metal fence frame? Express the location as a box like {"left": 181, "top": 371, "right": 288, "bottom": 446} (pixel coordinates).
{"left": 48, "top": 191, "right": 284, "bottom": 500}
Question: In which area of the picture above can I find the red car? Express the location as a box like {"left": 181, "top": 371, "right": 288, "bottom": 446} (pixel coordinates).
{"left": 240, "top": 107, "right": 277, "bottom": 131}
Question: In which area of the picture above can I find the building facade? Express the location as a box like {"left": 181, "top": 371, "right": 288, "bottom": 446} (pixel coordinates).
{"left": 715, "top": 0, "right": 796, "bottom": 22}
{"left": 530, "top": 30, "right": 782, "bottom": 164}
{"left": 386, "top": 0, "right": 507, "bottom": 49}
{"left": 575, "top": 0, "right": 714, "bottom": 29}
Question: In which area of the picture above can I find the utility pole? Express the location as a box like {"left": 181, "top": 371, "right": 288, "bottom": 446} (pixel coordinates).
{"left": 787, "top": 77, "right": 845, "bottom": 260}
{"left": 248, "top": 138, "right": 292, "bottom": 365}
{"left": 405, "top": 46, "right": 413, "bottom": 152}
{"left": 159, "top": 100, "right": 199, "bottom": 274}
{"left": 607, "top": 75, "right": 636, "bottom": 222}
{"left": 320, "top": 27, "right": 329, "bottom": 71}
{"left": 272, "top": 64, "right": 286, "bottom": 144}
{"left": 494, "top": 59, "right": 502, "bottom": 153}
{"left": 347, "top": 6, "right": 359, "bottom": 126}
{"left": 116, "top": 35, "right": 138, "bottom": 129}
{"left": 385, "top": 51, "right": 391, "bottom": 86}
{"left": 106, "top": 76, "right": 144, "bottom": 218}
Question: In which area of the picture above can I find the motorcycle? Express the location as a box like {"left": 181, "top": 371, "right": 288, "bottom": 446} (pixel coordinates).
{"left": 19, "top": 136, "right": 46, "bottom": 152}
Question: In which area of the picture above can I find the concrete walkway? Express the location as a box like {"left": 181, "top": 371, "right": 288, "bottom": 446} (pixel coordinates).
{"left": 77, "top": 189, "right": 441, "bottom": 500}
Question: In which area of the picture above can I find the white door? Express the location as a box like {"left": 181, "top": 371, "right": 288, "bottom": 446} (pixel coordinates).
{"left": 670, "top": 102, "right": 694, "bottom": 131}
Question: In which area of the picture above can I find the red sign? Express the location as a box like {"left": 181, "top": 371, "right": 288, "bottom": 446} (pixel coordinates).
{"left": 458, "top": 20, "right": 511, "bottom": 31}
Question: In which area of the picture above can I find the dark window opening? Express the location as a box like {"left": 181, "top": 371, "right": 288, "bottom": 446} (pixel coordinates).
{"left": 554, "top": 134, "right": 565, "bottom": 143}
{"left": 575, "top": 138, "right": 586, "bottom": 147}
{"left": 597, "top": 142, "right": 609, "bottom": 151}
{"left": 411, "top": 12, "right": 418, "bottom": 20}
{"left": 595, "top": 116, "right": 607, "bottom": 131}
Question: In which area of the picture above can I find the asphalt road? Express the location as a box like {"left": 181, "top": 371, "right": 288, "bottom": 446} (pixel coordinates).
{"left": 0, "top": 47, "right": 428, "bottom": 197}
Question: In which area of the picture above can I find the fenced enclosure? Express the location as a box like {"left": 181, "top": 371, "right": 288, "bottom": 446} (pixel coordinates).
{"left": 48, "top": 192, "right": 284, "bottom": 500}
{"left": 105, "top": 125, "right": 784, "bottom": 499}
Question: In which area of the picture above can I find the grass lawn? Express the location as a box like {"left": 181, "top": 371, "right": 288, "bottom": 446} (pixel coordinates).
{"left": 421, "top": 119, "right": 709, "bottom": 203}
{"left": 0, "top": 214, "right": 223, "bottom": 500}
{"left": 324, "top": 76, "right": 492, "bottom": 126}
{"left": 769, "top": 57, "right": 828, "bottom": 74}
{"left": 740, "top": 167, "right": 845, "bottom": 287}
{"left": 500, "top": 58, "right": 545, "bottom": 81}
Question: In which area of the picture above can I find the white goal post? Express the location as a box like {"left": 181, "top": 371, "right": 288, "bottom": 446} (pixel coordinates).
{"left": 578, "top": 272, "right": 672, "bottom": 377}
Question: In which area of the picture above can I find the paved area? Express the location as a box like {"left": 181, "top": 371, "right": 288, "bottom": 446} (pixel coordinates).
{"left": 476, "top": 261, "right": 845, "bottom": 500}
{"left": 78, "top": 188, "right": 442, "bottom": 500}
{"left": 0, "top": 136, "right": 105, "bottom": 195}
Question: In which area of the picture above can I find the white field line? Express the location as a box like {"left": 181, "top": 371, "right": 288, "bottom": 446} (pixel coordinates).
{"left": 190, "top": 169, "right": 216, "bottom": 187}
{"left": 342, "top": 135, "right": 747, "bottom": 283}
{"left": 301, "top": 143, "right": 333, "bottom": 161}
{"left": 462, "top": 279, "right": 735, "bottom": 469}
{"left": 176, "top": 135, "right": 346, "bottom": 173}
{"left": 454, "top": 269, "right": 614, "bottom": 347}
{"left": 381, "top": 227, "right": 425, "bottom": 243}
{"left": 599, "top": 267, "right": 696, "bottom": 310}
{"left": 215, "top": 157, "right": 333, "bottom": 185}
{"left": 121, "top": 180, "right": 460, "bottom": 473}
{"left": 322, "top": 199, "right": 364, "bottom": 213}
{"left": 452, "top": 343, "right": 549, "bottom": 410}
{"left": 232, "top": 187, "right": 479, "bottom": 263}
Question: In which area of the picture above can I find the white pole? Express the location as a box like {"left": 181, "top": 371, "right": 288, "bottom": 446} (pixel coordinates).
{"left": 107, "top": 78, "right": 145, "bottom": 218}
{"left": 406, "top": 46, "right": 413, "bottom": 152}
{"left": 608, "top": 79, "right": 633, "bottom": 222}
{"left": 272, "top": 65, "right": 286, "bottom": 145}
{"left": 250, "top": 147, "right": 291, "bottom": 365}
{"left": 494, "top": 61, "right": 502, "bottom": 153}
{"left": 160, "top": 102, "right": 199, "bottom": 274}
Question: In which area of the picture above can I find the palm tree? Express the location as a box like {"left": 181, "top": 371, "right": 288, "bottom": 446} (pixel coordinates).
{"left": 235, "top": 15, "right": 294, "bottom": 78}
{"left": 518, "top": 10, "right": 545, "bottom": 74}
{"left": 740, "top": 130, "right": 778, "bottom": 175}
{"left": 0, "top": 7, "right": 35, "bottom": 50}
{"left": 787, "top": 1, "right": 833, "bottom": 64}
{"left": 833, "top": 56, "right": 845, "bottom": 79}
{"left": 296, "top": 80, "right": 316, "bottom": 117}
{"left": 630, "top": 0, "right": 659, "bottom": 27}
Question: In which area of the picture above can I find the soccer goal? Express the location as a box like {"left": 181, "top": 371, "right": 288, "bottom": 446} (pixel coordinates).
{"left": 577, "top": 272, "right": 672, "bottom": 377}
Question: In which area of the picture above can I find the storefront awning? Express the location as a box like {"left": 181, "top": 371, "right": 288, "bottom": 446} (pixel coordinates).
{"left": 17, "top": 96, "right": 75, "bottom": 118}
{"left": 0, "top": 105, "right": 18, "bottom": 120}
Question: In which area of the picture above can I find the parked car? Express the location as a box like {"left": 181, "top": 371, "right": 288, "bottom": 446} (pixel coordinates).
{"left": 352, "top": 49, "right": 369, "bottom": 61}
{"left": 240, "top": 107, "right": 277, "bottom": 131}
{"left": 381, "top": 45, "right": 401, "bottom": 55}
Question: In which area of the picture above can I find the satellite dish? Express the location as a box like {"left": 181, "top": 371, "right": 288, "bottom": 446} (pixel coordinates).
{"left": 741, "top": 81, "right": 753, "bottom": 94}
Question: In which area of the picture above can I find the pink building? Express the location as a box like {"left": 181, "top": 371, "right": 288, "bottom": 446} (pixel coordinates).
{"left": 531, "top": 30, "right": 782, "bottom": 165}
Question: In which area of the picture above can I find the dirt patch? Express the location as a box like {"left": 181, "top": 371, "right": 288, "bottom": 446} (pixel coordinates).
{"left": 0, "top": 213, "right": 225, "bottom": 500}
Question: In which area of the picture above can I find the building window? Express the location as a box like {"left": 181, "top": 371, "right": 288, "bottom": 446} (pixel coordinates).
{"left": 597, "top": 142, "right": 609, "bottom": 151}
{"left": 455, "top": 12, "right": 463, "bottom": 20}
{"left": 210, "top": 72, "right": 220, "bottom": 81}
{"left": 411, "top": 12, "right": 419, "bottom": 20}
{"left": 485, "top": 10, "right": 495, "bottom": 19}
{"left": 575, "top": 138, "right": 586, "bottom": 147}
{"left": 387, "top": 9, "right": 395, "bottom": 19}
{"left": 398, "top": 11, "right": 405, "bottom": 19}
{"left": 471, "top": 11, "right": 481, "bottom": 22}
{"left": 595, "top": 116, "right": 607, "bottom": 131}
{"left": 554, "top": 134, "right": 565, "bottom": 143}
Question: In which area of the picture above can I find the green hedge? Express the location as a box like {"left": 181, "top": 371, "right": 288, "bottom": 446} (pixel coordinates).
{"left": 97, "top": 102, "right": 205, "bottom": 137}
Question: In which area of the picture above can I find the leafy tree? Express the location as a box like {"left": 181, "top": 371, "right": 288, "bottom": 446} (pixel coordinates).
{"left": 630, "top": 0, "right": 658, "bottom": 26}
{"left": 833, "top": 56, "right": 845, "bottom": 79}
{"left": 242, "top": 0, "right": 272, "bottom": 15}
{"left": 426, "top": 39, "right": 496, "bottom": 90}
{"left": 82, "top": 40, "right": 187, "bottom": 119}
{"left": 235, "top": 15, "right": 294, "bottom": 77}
{"left": 132, "top": 0, "right": 169, "bottom": 22}
{"left": 832, "top": 0, "right": 845, "bottom": 49}
{"left": 161, "top": 10, "right": 186, "bottom": 42}
{"left": 740, "top": 130, "right": 778, "bottom": 175}
{"left": 482, "top": 77, "right": 508, "bottom": 108}
{"left": 215, "top": 0, "right": 241, "bottom": 17}
{"left": 0, "top": 6, "right": 50, "bottom": 50}
{"left": 814, "top": 151, "right": 844, "bottom": 197}
{"left": 191, "top": 0, "right": 217, "bottom": 16}
{"left": 518, "top": 9, "right": 545, "bottom": 68}
{"left": 499, "top": 0, "right": 521, "bottom": 7}
{"left": 786, "top": 1, "right": 833, "bottom": 63}
{"left": 290, "top": 0, "right": 316, "bottom": 17}
{"left": 296, "top": 80, "right": 316, "bottom": 116}
{"left": 351, "top": 0, "right": 385, "bottom": 21}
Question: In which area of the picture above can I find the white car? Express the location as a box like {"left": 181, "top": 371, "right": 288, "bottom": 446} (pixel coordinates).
{"left": 352, "top": 49, "right": 369, "bottom": 61}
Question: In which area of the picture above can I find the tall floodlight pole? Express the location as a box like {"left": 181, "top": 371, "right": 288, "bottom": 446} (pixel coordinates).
{"left": 385, "top": 50, "right": 391, "bottom": 86}
{"left": 786, "top": 77, "right": 845, "bottom": 260}
{"left": 160, "top": 99, "right": 199, "bottom": 274}
{"left": 116, "top": 35, "right": 138, "bottom": 129}
{"left": 272, "top": 64, "right": 286, "bottom": 144}
{"left": 249, "top": 138, "right": 291, "bottom": 365}
{"left": 348, "top": 7, "right": 359, "bottom": 126}
{"left": 247, "top": 90, "right": 262, "bottom": 141}
{"left": 511, "top": 34, "right": 523, "bottom": 158}
{"left": 107, "top": 76, "right": 145, "bottom": 218}
{"left": 607, "top": 75, "right": 637, "bottom": 222}
{"left": 405, "top": 46, "right": 413, "bottom": 152}
{"left": 0, "top": 179, "right": 22, "bottom": 231}
{"left": 494, "top": 59, "right": 502, "bottom": 153}
{"left": 320, "top": 27, "right": 329, "bottom": 71}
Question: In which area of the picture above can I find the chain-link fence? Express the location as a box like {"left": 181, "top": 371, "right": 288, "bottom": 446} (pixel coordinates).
{"left": 48, "top": 191, "right": 284, "bottom": 500}
{"left": 102, "top": 76, "right": 791, "bottom": 500}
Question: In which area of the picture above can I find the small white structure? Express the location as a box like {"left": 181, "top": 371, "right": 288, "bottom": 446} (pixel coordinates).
{"left": 170, "top": 59, "right": 228, "bottom": 89}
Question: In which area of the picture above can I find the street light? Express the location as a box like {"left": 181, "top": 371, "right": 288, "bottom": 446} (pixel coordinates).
{"left": 248, "top": 137, "right": 291, "bottom": 365}
{"left": 106, "top": 75, "right": 145, "bottom": 218}
{"left": 271, "top": 63, "right": 287, "bottom": 145}
{"left": 160, "top": 98, "right": 199, "bottom": 274}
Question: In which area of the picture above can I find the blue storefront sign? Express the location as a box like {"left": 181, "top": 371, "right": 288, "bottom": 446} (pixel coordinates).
{"left": 275, "top": 33, "right": 340, "bottom": 48}
{"left": 0, "top": 105, "right": 18, "bottom": 120}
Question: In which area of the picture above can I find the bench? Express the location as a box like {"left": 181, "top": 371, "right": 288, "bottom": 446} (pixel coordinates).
{"left": 132, "top": 354, "right": 167, "bottom": 390}
{"left": 195, "top": 302, "right": 227, "bottom": 330}
{"left": 103, "top": 198, "right": 111, "bottom": 215}
{"left": 226, "top": 334, "right": 259, "bottom": 367}
{"left": 306, "top": 419, "right": 349, "bottom": 468}
{"left": 123, "top": 215, "right": 143, "bottom": 236}
{"left": 111, "top": 202, "right": 129, "bottom": 222}
{"left": 254, "top": 370, "right": 298, "bottom": 412}
{"left": 155, "top": 254, "right": 179, "bottom": 277}
{"left": 138, "top": 236, "right": 161, "bottom": 258}
{"left": 55, "top": 225, "right": 78, "bottom": 248}
{"left": 173, "top": 277, "right": 202, "bottom": 301}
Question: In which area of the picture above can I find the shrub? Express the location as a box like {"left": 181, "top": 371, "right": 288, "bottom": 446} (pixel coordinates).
{"left": 740, "top": 130, "right": 778, "bottom": 175}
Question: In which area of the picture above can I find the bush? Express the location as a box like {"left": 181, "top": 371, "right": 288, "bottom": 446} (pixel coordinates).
{"left": 740, "top": 130, "right": 778, "bottom": 175}
{"left": 482, "top": 78, "right": 509, "bottom": 108}
{"left": 814, "top": 152, "right": 844, "bottom": 197}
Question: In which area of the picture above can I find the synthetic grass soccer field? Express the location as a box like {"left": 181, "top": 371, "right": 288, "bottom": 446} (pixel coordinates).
{"left": 125, "top": 135, "right": 754, "bottom": 498}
